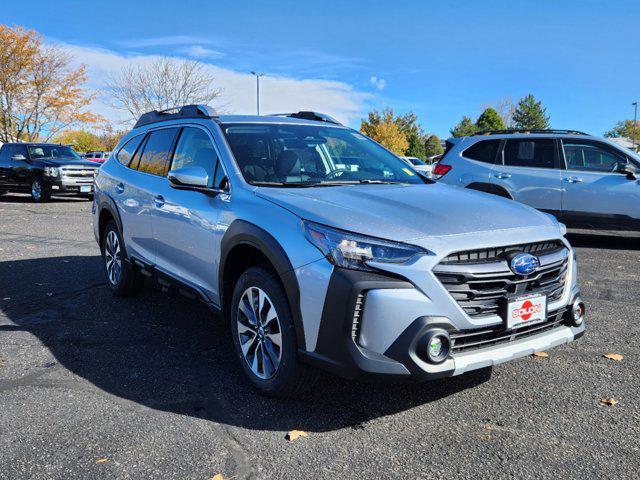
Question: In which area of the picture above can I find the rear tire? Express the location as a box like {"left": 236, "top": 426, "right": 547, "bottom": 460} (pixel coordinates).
{"left": 230, "top": 266, "right": 318, "bottom": 397}
{"left": 30, "top": 177, "right": 50, "bottom": 202}
{"left": 101, "top": 220, "right": 145, "bottom": 296}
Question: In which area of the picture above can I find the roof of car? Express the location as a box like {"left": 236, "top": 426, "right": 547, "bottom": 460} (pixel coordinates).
{"left": 2, "top": 142, "right": 68, "bottom": 146}
{"left": 216, "top": 115, "right": 346, "bottom": 126}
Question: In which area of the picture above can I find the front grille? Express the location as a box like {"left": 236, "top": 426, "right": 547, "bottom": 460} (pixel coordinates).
{"left": 60, "top": 166, "right": 98, "bottom": 180}
{"left": 450, "top": 309, "right": 567, "bottom": 353}
{"left": 440, "top": 240, "right": 564, "bottom": 265}
{"left": 434, "top": 242, "right": 569, "bottom": 319}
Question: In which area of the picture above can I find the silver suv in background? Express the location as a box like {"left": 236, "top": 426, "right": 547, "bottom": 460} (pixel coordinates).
{"left": 93, "top": 107, "right": 585, "bottom": 397}
{"left": 435, "top": 129, "right": 640, "bottom": 230}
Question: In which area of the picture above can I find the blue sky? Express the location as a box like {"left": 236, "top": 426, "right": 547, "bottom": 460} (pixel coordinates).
{"left": 2, "top": 0, "right": 638, "bottom": 137}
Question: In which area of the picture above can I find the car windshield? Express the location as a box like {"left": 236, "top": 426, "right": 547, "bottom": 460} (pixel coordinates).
{"left": 221, "top": 123, "right": 426, "bottom": 186}
{"left": 28, "top": 145, "right": 81, "bottom": 160}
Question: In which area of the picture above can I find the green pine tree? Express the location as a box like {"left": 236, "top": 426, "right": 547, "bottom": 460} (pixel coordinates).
{"left": 424, "top": 135, "right": 443, "bottom": 157}
{"left": 450, "top": 116, "right": 477, "bottom": 137}
{"left": 476, "top": 107, "right": 506, "bottom": 132}
{"left": 512, "top": 94, "right": 550, "bottom": 130}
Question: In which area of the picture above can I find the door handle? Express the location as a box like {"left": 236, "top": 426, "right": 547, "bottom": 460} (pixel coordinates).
{"left": 153, "top": 195, "right": 165, "bottom": 208}
{"left": 564, "top": 177, "right": 583, "bottom": 183}
{"left": 494, "top": 172, "right": 511, "bottom": 179}
{"left": 115, "top": 182, "right": 125, "bottom": 194}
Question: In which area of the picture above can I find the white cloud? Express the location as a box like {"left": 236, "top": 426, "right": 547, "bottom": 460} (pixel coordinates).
{"left": 369, "top": 76, "right": 386, "bottom": 91}
{"left": 62, "top": 44, "right": 371, "bottom": 127}
{"left": 118, "top": 35, "right": 214, "bottom": 48}
{"left": 178, "top": 45, "right": 224, "bottom": 59}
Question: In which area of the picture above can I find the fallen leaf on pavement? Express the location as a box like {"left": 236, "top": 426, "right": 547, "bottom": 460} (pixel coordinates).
{"left": 286, "top": 430, "right": 308, "bottom": 441}
{"left": 211, "top": 475, "right": 225, "bottom": 480}
{"left": 599, "top": 398, "right": 619, "bottom": 406}
{"left": 603, "top": 353, "right": 623, "bottom": 361}
{"left": 532, "top": 351, "right": 549, "bottom": 358}
{"left": 95, "top": 458, "right": 109, "bottom": 463}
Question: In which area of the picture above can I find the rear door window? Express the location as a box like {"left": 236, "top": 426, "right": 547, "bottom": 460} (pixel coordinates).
{"left": 136, "top": 128, "right": 179, "bottom": 176}
{"left": 503, "top": 139, "right": 556, "bottom": 169}
{"left": 463, "top": 140, "right": 500, "bottom": 163}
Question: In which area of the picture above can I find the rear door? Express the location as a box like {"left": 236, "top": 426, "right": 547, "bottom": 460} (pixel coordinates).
{"left": 560, "top": 139, "right": 640, "bottom": 229}
{"left": 0, "top": 145, "right": 11, "bottom": 186}
{"left": 490, "top": 137, "right": 562, "bottom": 215}
{"left": 8, "top": 144, "right": 30, "bottom": 188}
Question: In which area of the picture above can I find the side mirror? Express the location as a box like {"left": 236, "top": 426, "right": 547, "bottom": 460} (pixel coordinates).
{"left": 618, "top": 163, "right": 637, "bottom": 180}
{"left": 168, "top": 166, "right": 209, "bottom": 188}
{"left": 12, "top": 154, "right": 27, "bottom": 161}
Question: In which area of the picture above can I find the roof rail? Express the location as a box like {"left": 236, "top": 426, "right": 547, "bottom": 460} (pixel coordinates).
{"left": 270, "top": 111, "right": 342, "bottom": 125}
{"left": 473, "top": 129, "right": 589, "bottom": 136}
{"left": 134, "top": 105, "right": 218, "bottom": 128}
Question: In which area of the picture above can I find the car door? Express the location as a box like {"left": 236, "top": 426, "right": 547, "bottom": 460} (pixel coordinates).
{"left": 113, "top": 128, "right": 179, "bottom": 264}
{"left": 0, "top": 145, "right": 11, "bottom": 187}
{"left": 150, "top": 125, "right": 229, "bottom": 301}
{"left": 8, "top": 144, "right": 31, "bottom": 189}
{"left": 560, "top": 139, "right": 640, "bottom": 229}
{"left": 490, "top": 137, "right": 562, "bottom": 215}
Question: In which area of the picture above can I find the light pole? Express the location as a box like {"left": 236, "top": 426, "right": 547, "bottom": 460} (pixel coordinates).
{"left": 250, "top": 71, "right": 264, "bottom": 115}
{"left": 632, "top": 101, "right": 638, "bottom": 149}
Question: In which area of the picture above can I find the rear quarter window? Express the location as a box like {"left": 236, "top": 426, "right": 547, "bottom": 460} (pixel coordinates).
{"left": 462, "top": 140, "right": 501, "bottom": 163}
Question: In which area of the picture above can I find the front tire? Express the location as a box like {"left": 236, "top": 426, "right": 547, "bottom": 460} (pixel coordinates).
{"left": 101, "top": 221, "right": 145, "bottom": 296}
{"left": 230, "top": 266, "right": 318, "bottom": 397}
{"left": 31, "top": 177, "right": 50, "bottom": 202}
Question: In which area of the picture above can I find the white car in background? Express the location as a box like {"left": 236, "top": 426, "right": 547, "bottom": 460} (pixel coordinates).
{"left": 401, "top": 156, "right": 439, "bottom": 178}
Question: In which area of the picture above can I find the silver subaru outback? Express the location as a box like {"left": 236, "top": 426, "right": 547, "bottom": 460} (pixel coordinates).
{"left": 92, "top": 106, "right": 585, "bottom": 397}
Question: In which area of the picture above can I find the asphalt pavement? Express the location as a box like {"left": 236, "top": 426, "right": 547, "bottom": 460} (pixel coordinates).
{"left": 1, "top": 193, "right": 639, "bottom": 479}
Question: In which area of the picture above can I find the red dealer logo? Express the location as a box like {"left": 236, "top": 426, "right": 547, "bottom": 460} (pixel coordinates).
{"left": 512, "top": 300, "right": 541, "bottom": 321}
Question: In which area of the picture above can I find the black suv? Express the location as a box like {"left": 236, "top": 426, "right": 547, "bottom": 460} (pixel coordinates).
{"left": 0, "top": 143, "right": 100, "bottom": 202}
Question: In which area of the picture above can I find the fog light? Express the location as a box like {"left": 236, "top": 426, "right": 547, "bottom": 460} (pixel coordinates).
{"left": 424, "top": 330, "right": 450, "bottom": 364}
{"left": 571, "top": 299, "right": 585, "bottom": 326}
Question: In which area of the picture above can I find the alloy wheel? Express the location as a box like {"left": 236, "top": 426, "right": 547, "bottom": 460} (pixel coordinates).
{"left": 104, "top": 230, "right": 122, "bottom": 285}
{"left": 31, "top": 179, "right": 42, "bottom": 201}
{"left": 236, "top": 286, "right": 283, "bottom": 379}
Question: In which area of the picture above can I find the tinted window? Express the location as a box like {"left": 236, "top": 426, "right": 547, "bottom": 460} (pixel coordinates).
{"left": 463, "top": 140, "right": 500, "bottom": 163}
{"left": 0, "top": 145, "right": 9, "bottom": 161}
{"left": 503, "top": 139, "right": 555, "bottom": 169}
{"left": 212, "top": 161, "right": 228, "bottom": 189}
{"left": 117, "top": 135, "right": 144, "bottom": 166}
{"left": 137, "top": 128, "right": 178, "bottom": 176}
{"left": 563, "top": 141, "right": 627, "bottom": 172}
{"left": 171, "top": 127, "right": 218, "bottom": 186}
{"left": 28, "top": 145, "right": 80, "bottom": 160}
{"left": 9, "top": 145, "right": 28, "bottom": 159}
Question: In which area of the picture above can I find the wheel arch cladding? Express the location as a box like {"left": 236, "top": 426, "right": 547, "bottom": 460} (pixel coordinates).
{"left": 220, "top": 219, "right": 306, "bottom": 350}
{"left": 98, "top": 196, "right": 123, "bottom": 249}
{"left": 466, "top": 182, "right": 513, "bottom": 199}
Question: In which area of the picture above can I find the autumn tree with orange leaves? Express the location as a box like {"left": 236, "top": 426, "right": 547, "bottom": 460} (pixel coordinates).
{"left": 0, "top": 25, "right": 101, "bottom": 142}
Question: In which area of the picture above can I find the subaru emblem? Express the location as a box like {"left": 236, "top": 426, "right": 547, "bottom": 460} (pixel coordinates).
{"left": 510, "top": 253, "right": 540, "bottom": 276}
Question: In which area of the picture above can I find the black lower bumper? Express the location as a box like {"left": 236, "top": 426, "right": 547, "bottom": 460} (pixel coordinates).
{"left": 300, "top": 267, "right": 584, "bottom": 382}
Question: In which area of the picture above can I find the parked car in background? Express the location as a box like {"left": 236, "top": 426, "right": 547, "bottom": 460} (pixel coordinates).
{"left": 84, "top": 151, "right": 110, "bottom": 163}
{"left": 93, "top": 105, "right": 584, "bottom": 397}
{"left": 435, "top": 129, "right": 640, "bottom": 231}
{"left": 0, "top": 143, "right": 99, "bottom": 202}
{"left": 401, "top": 156, "right": 434, "bottom": 177}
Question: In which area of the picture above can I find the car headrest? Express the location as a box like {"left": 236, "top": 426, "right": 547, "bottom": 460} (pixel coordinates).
{"left": 275, "top": 150, "right": 300, "bottom": 176}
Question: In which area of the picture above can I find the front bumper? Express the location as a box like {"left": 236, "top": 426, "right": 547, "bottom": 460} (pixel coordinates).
{"left": 45, "top": 177, "right": 94, "bottom": 195}
{"left": 301, "top": 267, "right": 584, "bottom": 381}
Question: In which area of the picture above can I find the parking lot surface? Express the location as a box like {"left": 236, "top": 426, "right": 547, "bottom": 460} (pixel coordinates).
{"left": 1, "top": 193, "right": 639, "bottom": 479}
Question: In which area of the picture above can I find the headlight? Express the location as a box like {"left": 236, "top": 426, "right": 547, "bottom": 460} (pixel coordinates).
{"left": 43, "top": 166, "right": 59, "bottom": 177}
{"left": 303, "top": 221, "right": 427, "bottom": 271}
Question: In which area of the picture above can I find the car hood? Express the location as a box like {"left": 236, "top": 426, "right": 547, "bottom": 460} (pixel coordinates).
{"left": 255, "top": 183, "right": 557, "bottom": 242}
{"left": 39, "top": 158, "right": 100, "bottom": 168}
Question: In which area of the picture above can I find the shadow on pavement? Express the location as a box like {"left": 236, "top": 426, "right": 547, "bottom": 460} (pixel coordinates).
{"left": 0, "top": 193, "right": 89, "bottom": 203}
{"left": 566, "top": 230, "right": 640, "bottom": 251}
{"left": 0, "top": 255, "right": 492, "bottom": 432}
